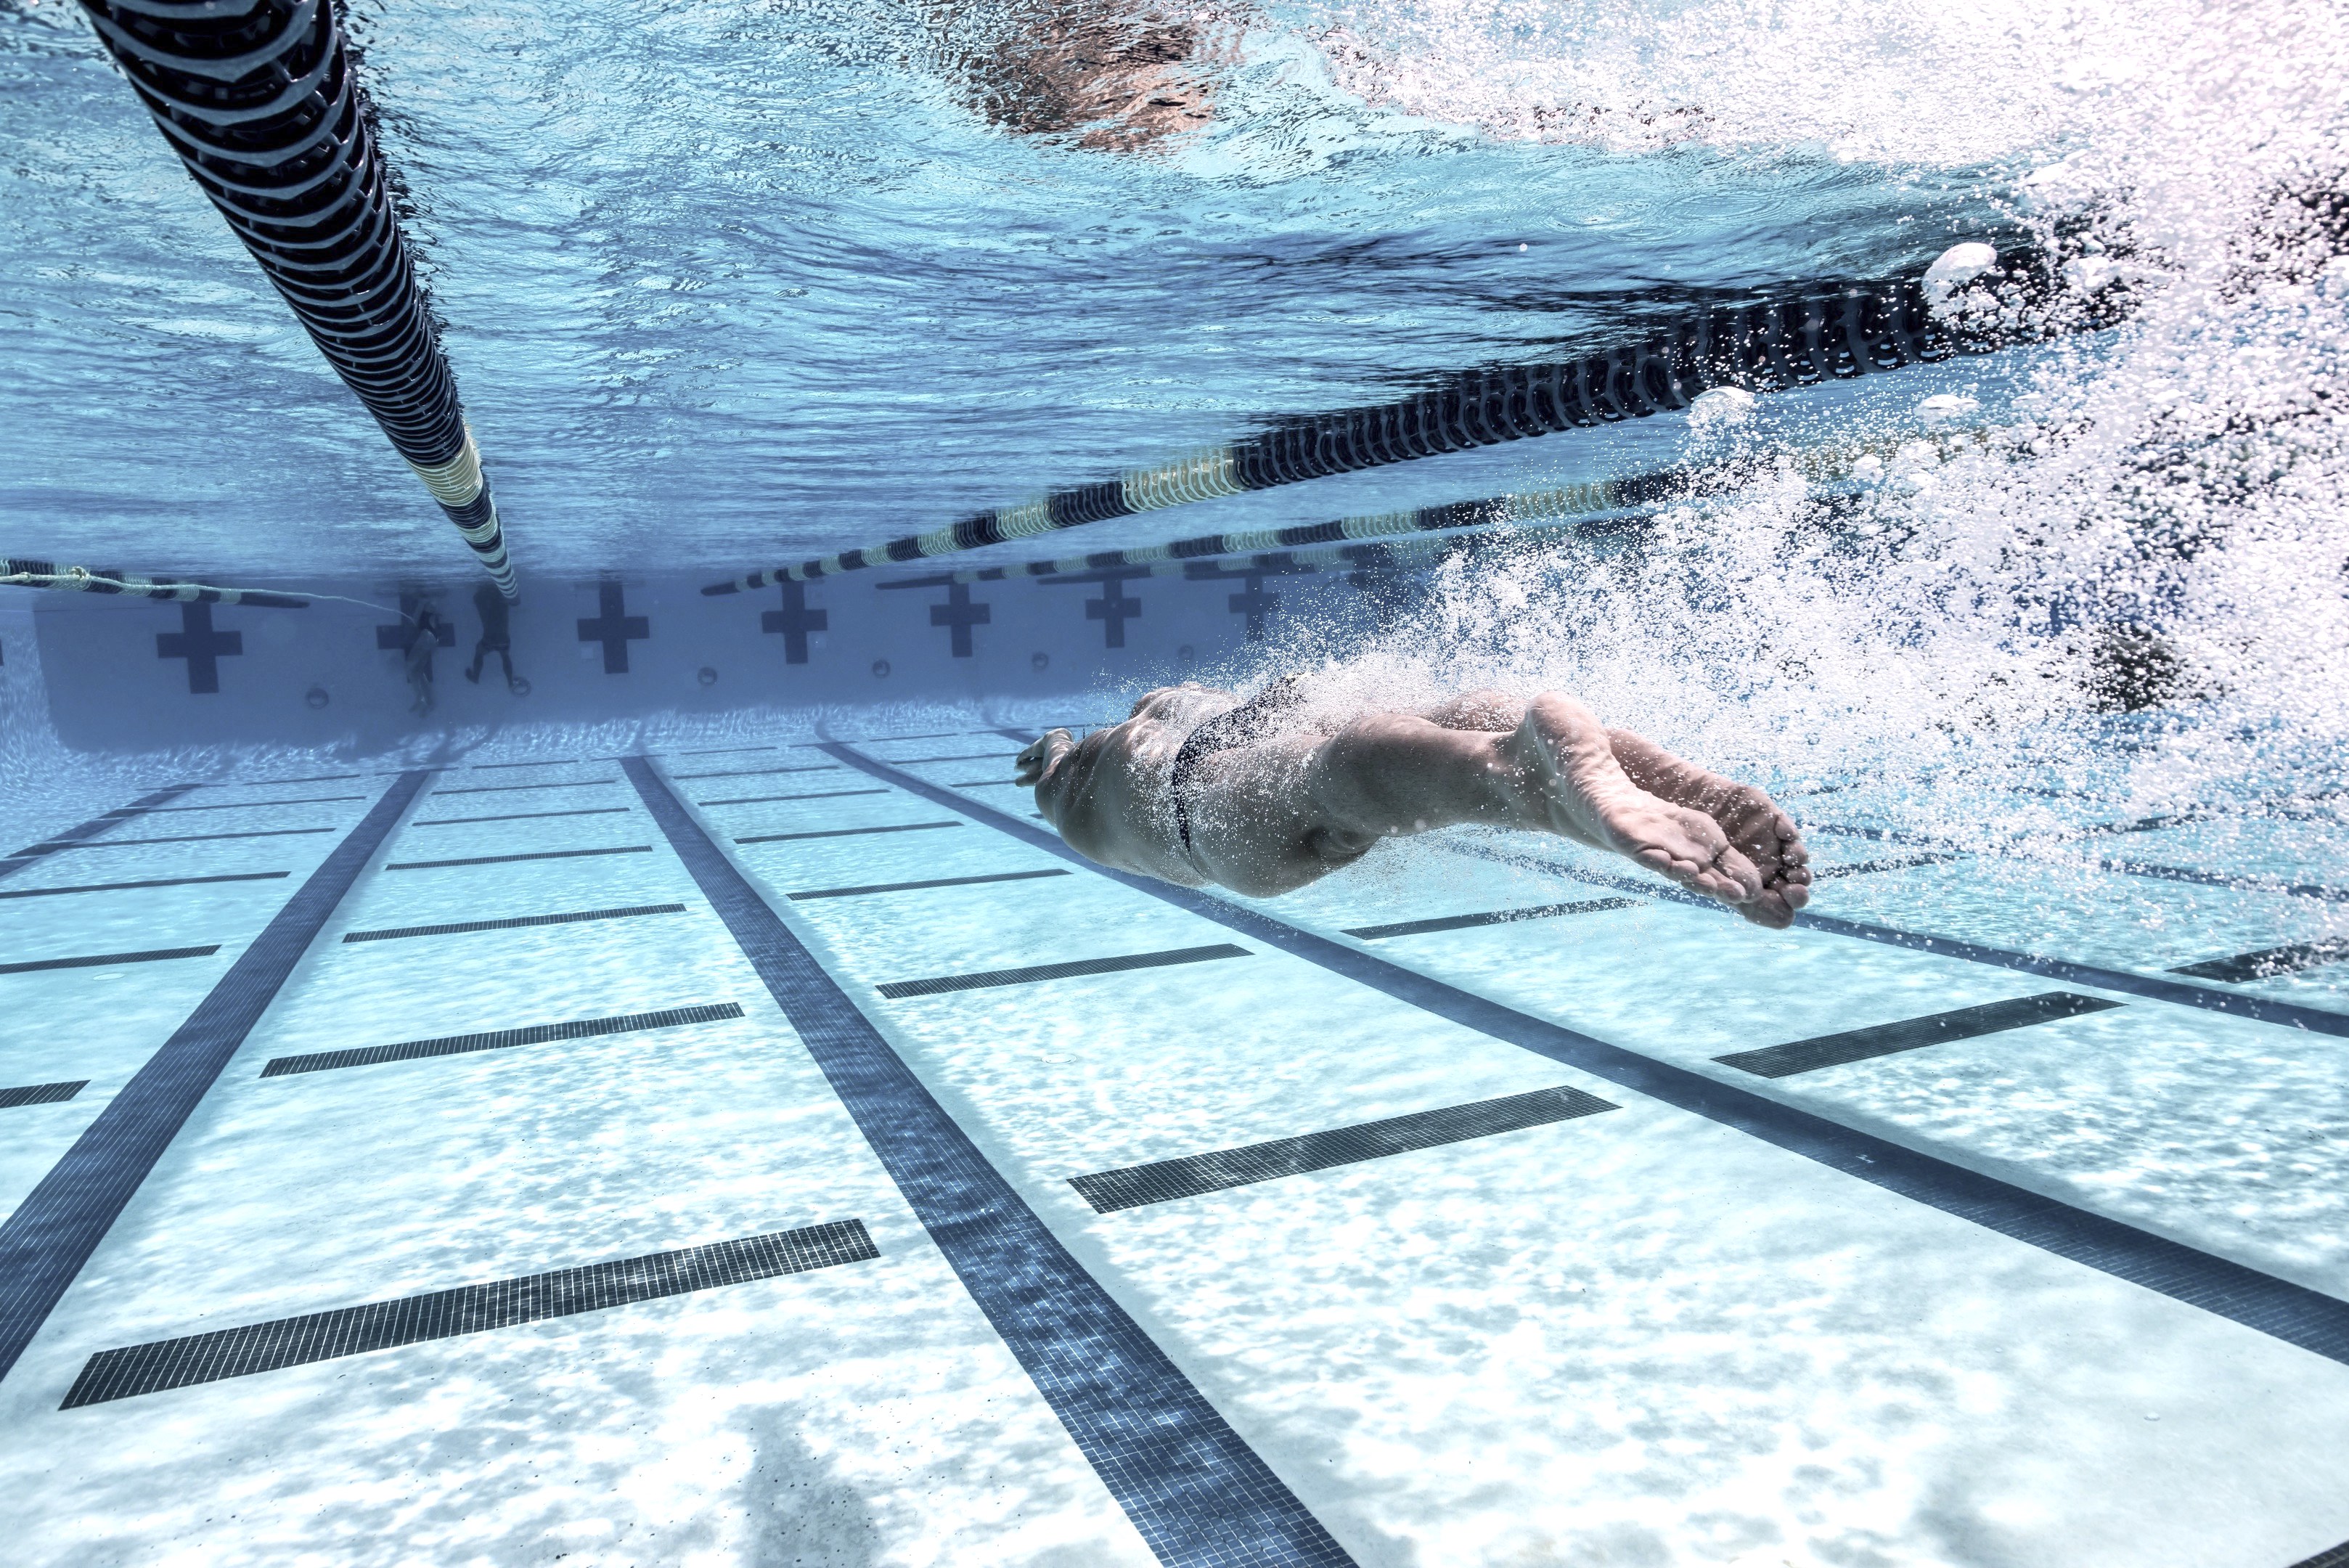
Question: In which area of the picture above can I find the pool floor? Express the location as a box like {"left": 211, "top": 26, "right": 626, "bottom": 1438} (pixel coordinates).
{"left": 1, "top": 730, "right": 2346, "bottom": 1567}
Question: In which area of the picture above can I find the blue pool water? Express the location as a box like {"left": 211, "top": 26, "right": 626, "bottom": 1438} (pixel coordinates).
{"left": 4, "top": 0, "right": 2348, "bottom": 1563}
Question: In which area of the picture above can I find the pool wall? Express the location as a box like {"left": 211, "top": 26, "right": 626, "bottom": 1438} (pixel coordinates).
{"left": 15, "top": 565, "right": 1392, "bottom": 754}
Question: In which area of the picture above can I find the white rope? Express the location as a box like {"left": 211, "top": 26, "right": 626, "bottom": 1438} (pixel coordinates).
{"left": 1, "top": 568, "right": 413, "bottom": 620}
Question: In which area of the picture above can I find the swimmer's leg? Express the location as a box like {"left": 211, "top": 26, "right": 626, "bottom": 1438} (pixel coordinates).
{"left": 1283, "top": 693, "right": 1766, "bottom": 910}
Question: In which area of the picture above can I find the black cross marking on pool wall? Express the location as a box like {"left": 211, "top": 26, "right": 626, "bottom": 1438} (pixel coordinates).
{"left": 577, "top": 580, "right": 650, "bottom": 674}
{"left": 1054, "top": 569, "right": 1147, "bottom": 649}
{"left": 374, "top": 591, "right": 457, "bottom": 653}
{"left": 155, "top": 602, "right": 242, "bottom": 695}
{"left": 761, "top": 579, "right": 828, "bottom": 665}
{"left": 928, "top": 581, "right": 992, "bottom": 658}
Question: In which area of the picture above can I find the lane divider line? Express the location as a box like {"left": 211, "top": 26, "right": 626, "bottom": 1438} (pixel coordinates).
{"left": 0, "top": 773, "right": 429, "bottom": 1388}
{"left": 621, "top": 755, "right": 1361, "bottom": 1568}
{"left": 828, "top": 741, "right": 2349, "bottom": 1369}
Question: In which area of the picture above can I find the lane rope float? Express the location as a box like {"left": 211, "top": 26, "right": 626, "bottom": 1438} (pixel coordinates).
{"left": 75, "top": 0, "right": 519, "bottom": 599}
{"left": 704, "top": 239, "right": 2062, "bottom": 595}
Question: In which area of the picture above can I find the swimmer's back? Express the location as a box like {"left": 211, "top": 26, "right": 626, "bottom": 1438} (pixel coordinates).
{"left": 1037, "top": 684, "right": 1235, "bottom": 887}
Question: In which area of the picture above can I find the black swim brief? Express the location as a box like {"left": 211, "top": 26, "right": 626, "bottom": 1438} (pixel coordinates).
{"left": 1169, "top": 675, "right": 1309, "bottom": 858}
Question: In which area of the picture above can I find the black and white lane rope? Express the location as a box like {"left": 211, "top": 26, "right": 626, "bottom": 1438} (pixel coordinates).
{"left": 886, "top": 426, "right": 1985, "bottom": 589}
{"left": 704, "top": 240, "right": 2041, "bottom": 595}
{"left": 75, "top": 0, "right": 518, "bottom": 598}
{"left": 0, "top": 560, "right": 316, "bottom": 609}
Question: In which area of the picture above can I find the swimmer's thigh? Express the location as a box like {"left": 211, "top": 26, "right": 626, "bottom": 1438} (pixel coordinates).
{"left": 1182, "top": 739, "right": 1375, "bottom": 898}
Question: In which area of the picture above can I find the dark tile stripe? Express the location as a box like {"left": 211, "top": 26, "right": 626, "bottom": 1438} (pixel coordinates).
{"left": 1810, "top": 852, "right": 1964, "bottom": 880}
{"left": 147, "top": 796, "right": 367, "bottom": 813}
{"left": 697, "top": 789, "right": 888, "bottom": 807}
{"left": 1072, "top": 1085, "right": 1617, "bottom": 1214}
{"left": 413, "top": 807, "right": 635, "bottom": 826}
{"left": 1341, "top": 898, "right": 1638, "bottom": 940}
{"left": 1813, "top": 822, "right": 2349, "bottom": 905}
{"left": 790, "top": 869, "right": 1070, "bottom": 902}
{"left": 833, "top": 743, "right": 2349, "bottom": 1370}
{"left": 342, "top": 904, "right": 689, "bottom": 944}
{"left": 0, "top": 785, "right": 200, "bottom": 878}
{"left": 2172, "top": 939, "right": 2349, "bottom": 984}
{"left": 2289, "top": 1539, "right": 2349, "bottom": 1568}
{"left": 0, "top": 872, "right": 289, "bottom": 902}
{"left": 1715, "top": 993, "right": 2123, "bottom": 1079}
{"left": 1445, "top": 839, "right": 2349, "bottom": 1041}
{"left": 200, "top": 773, "right": 364, "bottom": 787}
{"left": 430, "top": 780, "right": 620, "bottom": 796}
{"left": 624, "top": 756, "right": 1355, "bottom": 1568}
{"left": 737, "top": 822, "right": 962, "bottom": 846}
{"left": 888, "top": 753, "right": 1025, "bottom": 765}
{"left": 260, "top": 1002, "right": 744, "bottom": 1077}
{"left": 59, "top": 1220, "right": 877, "bottom": 1408}
{"left": 384, "top": 846, "right": 653, "bottom": 871}
{"left": 2099, "top": 858, "right": 2349, "bottom": 904}
{"left": 0, "top": 946, "right": 221, "bottom": 976}
{"left": 39, "top": 827, "right": 338, "bottom": 849}
{"left": 468, "top": 758, "right": 583, "bottom": 769}
{"left": 878, "top": 944, "right": 1249, "bottom": 1000}
{"left": 671, "top": 745, "right": 779, "bottom": 756}
{"left": 671, "top": 765, "right": 840, "bottom": 781}
{"left": 951, "top": 779, "right": 1024, "bottom": 787}
{"left": 0, "top": 1082, "right": 87, "bottom": 1110}
{"left": 0, "top": 772, "right": 430, "bottom": 1387}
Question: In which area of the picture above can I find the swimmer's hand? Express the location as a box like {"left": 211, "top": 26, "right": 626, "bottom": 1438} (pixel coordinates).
{"left": 1016, "top": 729, "right": 1076, "bottom": 788}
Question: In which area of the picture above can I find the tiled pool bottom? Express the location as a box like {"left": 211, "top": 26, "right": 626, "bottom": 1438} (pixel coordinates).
{"left": 1, "top": 735, "right": 2346, "bottom": 1567}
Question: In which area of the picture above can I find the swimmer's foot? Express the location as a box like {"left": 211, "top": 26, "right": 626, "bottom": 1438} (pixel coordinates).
{"left": 1502, "top": 694, "right": 1764, "bottom": 910}
{"left": 1015, "top": 728, "right": 1077, "bottom": 788}
{"left": 1606, "top": 727, "right": 1811, "bottom": 929}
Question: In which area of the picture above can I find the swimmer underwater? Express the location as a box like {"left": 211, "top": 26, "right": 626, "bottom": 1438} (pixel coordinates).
{"left": 1017, "top": 680, "right": 1813, "bottom": 927}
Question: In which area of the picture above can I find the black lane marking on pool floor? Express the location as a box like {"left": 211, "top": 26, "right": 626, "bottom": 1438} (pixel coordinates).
{"left": 59, "top": 1220, "right": 876, "bottom": 1410}
{"left": 624, "top": 756, "right": 1357, "bottom": 1568}
{"left": 0, "top": 783, "right": 199, "bottom": 879}
{"left": 669, "top": 765, "right": 840, "bottom": 782}
{"left": 1342, "top": 898, "right": 1639, "bottom": 941}
{"left": 951, "top": 779, "right": 1021, "bottom": 787}
{"left": 2289, "top": 1538, "right": 2349, "bottom": 1568}
{"left": 0, "top": 1082, "right": 87, "bottom": 1110}
{"left": 0, "top": 772, "right": 429, "bottom": 1387}
{"left": 1810, "top": 852, "right": 1965, "bottom": 880}
{"left": 146, "top": 796, "right": 367, "bottom": 813}
{"left": 1073, "top": 1086, "right": 1618, "bottom": 1214}
{"left": 1812, "top": 822, "right": 2349, "bottom": 906}
{"left": 736, "top": 822, "right": 960, "bottom": 846}
{"left": 467, "top": 758, "right": 583, "bottom": 769}
{"left": 670, "top": 745, "right": 779, "bottom": 756}
{"left": 698, "top": 788, "right": 888, "bottom": 807}
{"left": 0, "top": 872, "right": 290, "bottom": 902}
{"left": 1715, "top": 993, "right": 2122, "bottom": 1079}
{"left": 343, "top": 904, "right": 689, "bottom": 944}
{"left": 0, "top": 945, "right": 222, "bottom": 976}
{"left": 413, "top": 807, "right": 636, "bottom": 827}
{"left": 34, "top": 826, "right": 338, "bottom": 849}
{"left": 260, "top": 1002, "right": 743, "bottom": 1078}
{"left": 197, "top": 773, "right": 364, "bottom": 788}
{"left": 2173, "top": 939, "right": 2349, "bottom": 984}
{"left": 790, "top": 869, "right": 1071, "bottom": 902}
{"left": 1442, "top": 838, "right": 2349, "bottom": 1041}
{"left": 840, "top": 742, "right": 2349, "bottom": 1369}
{"left": 430, "top": 780, "right": 621, "bottom": 797}
{"left": 886, "top": 752, "right": 1025, "bottom": 766}
{"left": 384, "top": 846, "right": 653, "bottom": 871}
{"left": 878, "top": 944, "right": 1250, "bottom": 1000}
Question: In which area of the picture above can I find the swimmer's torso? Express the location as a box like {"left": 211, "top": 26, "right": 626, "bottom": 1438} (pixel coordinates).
{"left": 1037, "top": 684, "right": 1238, "bottom": 887}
